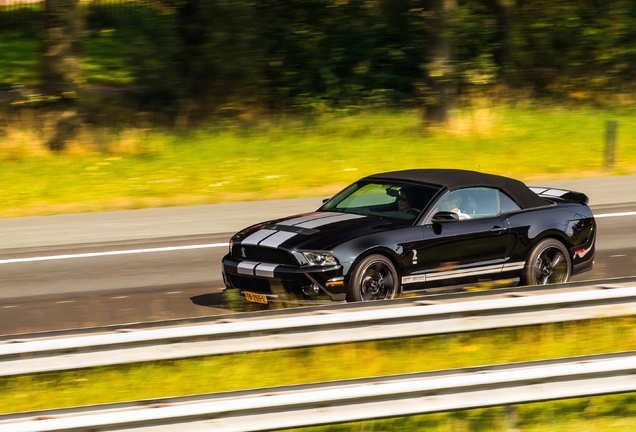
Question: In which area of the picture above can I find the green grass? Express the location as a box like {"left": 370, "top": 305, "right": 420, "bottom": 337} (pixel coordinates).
{"left": 0, "top": 30, "right": 133, "bottom": 87}
{"left": 0, "top": 106, "right": 635, "bottom": 217}
{"left": 295, "top": 396, "right": 636, "bottom": 431}
{"left": 0, "top": 38, "right": 40, "bottom": 86}
{"left": 2, "top": 317, "right": 636, "bottom": 428}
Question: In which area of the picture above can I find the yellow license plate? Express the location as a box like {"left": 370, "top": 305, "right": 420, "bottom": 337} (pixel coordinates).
{"left": 244, "top": 291, "right": 268, "bottom": 304}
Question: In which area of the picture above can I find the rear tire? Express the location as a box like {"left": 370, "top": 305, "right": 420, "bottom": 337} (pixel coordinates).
{"left": 523, "top": 238, "right": 571, "bottom": 285}
{"left": 347, "top": 254, "right": 399, "bottom": 302}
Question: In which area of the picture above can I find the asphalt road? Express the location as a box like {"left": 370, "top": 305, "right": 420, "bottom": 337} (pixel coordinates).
{"left": 0, "top": 175, "right": 634, "bottom": 334}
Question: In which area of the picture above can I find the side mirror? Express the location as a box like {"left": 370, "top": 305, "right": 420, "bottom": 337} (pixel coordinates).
{"left": 431, "top": 211, "right": 459, "bottom": 223}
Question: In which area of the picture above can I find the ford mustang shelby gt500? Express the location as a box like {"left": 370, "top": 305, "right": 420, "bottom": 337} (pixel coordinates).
{"left": 222, "top": 169, "right": 595, "bottom": 303}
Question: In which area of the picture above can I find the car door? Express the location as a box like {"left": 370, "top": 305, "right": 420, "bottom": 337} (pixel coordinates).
{"left": 401, "top": 187, "right": 515, "bottom": 288}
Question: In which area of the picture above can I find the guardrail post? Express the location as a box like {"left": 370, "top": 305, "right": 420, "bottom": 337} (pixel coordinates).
{"left": 605, "top": 120, "right": 618, "bottom": 169}
{"left": 505, "top": 405, "right": 519, "bottom": 432}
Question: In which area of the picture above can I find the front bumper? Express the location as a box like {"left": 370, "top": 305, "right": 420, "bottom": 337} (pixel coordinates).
{"left": 222, "top": 255, "right": 348, "bottom": 301}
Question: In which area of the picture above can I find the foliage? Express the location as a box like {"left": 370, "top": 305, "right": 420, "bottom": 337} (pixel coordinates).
{"left": 5, "top": 0, "right": 636, "bottom": 114}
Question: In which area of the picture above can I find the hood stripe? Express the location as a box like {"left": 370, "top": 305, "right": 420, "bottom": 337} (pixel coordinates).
{"left": 296, "top": 213, "right": 365, "bottom": 229}
{"left": 242, "top": 229, "right": 278, "bottom": 246}
{"left": 241, "top": 213, "right": 366, "bottom": 250}
{"left": 258, "top": 231, "right": 297, "bottom": 248}
{"left": 277, "top": 213, "right": 332, "bottom": 226}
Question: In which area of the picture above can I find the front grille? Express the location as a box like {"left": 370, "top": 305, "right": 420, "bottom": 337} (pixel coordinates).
{"left": 228, "top": 275, "right": 302, "bottom": 296}
{"left": 233, "top": 245, "right": 298, "bottom": 266}
{"left": 228, "top": 275, "right": 271, "bottom": 294}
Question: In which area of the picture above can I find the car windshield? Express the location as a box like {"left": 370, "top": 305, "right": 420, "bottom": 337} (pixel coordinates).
{"left": 319, "top": 180, "right": 441, "bottom": 224}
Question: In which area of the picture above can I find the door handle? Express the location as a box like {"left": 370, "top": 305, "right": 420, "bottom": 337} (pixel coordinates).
{"left": 491, "top": 226, "right": 507, "bottom": 235}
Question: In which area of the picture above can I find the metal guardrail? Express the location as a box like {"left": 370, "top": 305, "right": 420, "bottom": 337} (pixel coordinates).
{"left": 2, "top": 280, "right": 636, "bottom": 377}
{"left": 2, "top": 351, "right": 636, "bottom": 431}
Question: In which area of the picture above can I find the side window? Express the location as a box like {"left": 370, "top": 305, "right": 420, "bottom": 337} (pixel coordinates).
{"left": 436, "top": 187, "right": 501, "bottom": 220}
{"left": 435, "top": 189, "right": 478, "bottom": 220}
{"left": 499, "top": 191, "right": 521, "bottom": 213}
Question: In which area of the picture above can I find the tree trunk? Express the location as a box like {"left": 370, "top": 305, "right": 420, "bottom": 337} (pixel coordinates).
{"left": 493, "top": 0, "right": 517, "bottom": 83}
{"left": 423, "top": 0, "right": 457, "bottom": 129}
{"left": 41, "top": 0, "right": 82, "bottom": 151}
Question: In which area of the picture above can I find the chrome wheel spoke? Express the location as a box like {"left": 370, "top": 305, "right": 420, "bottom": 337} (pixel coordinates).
{"left": 535, "top": 248, "right": 568, "bottom": 285}
{"left": 359, "top": 261, "right": 396, "bottom": 300}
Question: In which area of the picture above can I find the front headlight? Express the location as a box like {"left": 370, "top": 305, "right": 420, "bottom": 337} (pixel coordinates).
{"left": 302, "top": 251, "right": 338, "bottom": 266}
{"left": 229, "top": 239, "right": 234, "bottom": 255}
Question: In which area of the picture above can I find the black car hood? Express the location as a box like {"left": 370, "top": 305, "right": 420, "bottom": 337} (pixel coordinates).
{"left": 234, "top": 211, "right": 400, "bottom": 251}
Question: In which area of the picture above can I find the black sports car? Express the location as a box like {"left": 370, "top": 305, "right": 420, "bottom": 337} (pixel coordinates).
{"left": 222, "top": 169, "right": 596, "bottom": 303}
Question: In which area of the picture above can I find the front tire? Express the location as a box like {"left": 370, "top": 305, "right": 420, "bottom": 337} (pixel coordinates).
{"left": 347, "top": 254, "right": 399, "bottom": 302}
{"left": 523, "top": 238, "right": 571, "bottom": 285}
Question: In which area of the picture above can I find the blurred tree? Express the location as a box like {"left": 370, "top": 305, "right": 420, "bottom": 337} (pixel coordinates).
{"left": 423, "top": 0, "right": 457, "bottom": 127}
{"left": 25, "top": 0, "right": 636, "bottom": 124}
{"left": 41, "top": 0, "right": 82, "bottom": 151}
{"left": 515, "top": 0, "right": 636, "bottom": 96}
{"left": 492, "top": 0, "right": 516, "bottom": 83}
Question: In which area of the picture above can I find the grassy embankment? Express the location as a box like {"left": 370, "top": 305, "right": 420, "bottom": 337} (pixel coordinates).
{"left": 0, "top": 106, "right": 635, "bottom": 218}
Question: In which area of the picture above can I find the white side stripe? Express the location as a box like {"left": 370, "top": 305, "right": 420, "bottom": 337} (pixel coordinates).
{"left": 401, "top": 262, "right": 525, "bottom": 285}
{"left": 426, "top": 265, "right": 503, "bottom": 281}
{"left": 503, "top": 262, "right": 526, "bottom": 271}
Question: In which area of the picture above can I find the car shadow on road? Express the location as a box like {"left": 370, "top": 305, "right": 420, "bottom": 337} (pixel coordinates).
{"left": 191, "top": 289, "right": 275, "bottom": 313}
{"left": 190, "top": 292, "right": 226, "bottom": 308}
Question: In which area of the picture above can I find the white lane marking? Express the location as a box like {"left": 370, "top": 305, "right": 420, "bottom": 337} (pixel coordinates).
{"left": 595, "top": 211, "right": 636, "bottom": 218}
{"left": 0, "top": 243, "right": 227, "bottom": 265}
{"left": 0, "top": 210, "right": 631, "bottom": 266}
{"left": 610, "top": 254, "right": 626, "bottom": 258}
{"left": 2, "top": 306, "right": 17, "bottom": 308}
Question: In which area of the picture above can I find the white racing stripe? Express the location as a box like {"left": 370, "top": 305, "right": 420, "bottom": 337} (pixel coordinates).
{"left": 255, "top": 263, "right": 279, "bottom": 278}
{"left": 0, "top": 243, "right": 227, "bottom": 265}
{"left": 295, "top": 213, "right": 364, "bottom": 229}
{"left": 241, "top": 229, "right": 278, "bottom": 246}
{"left": 277, "top": 213, "right": 331, "bottom": 226}
{"left": 258, "top": 231, "right": 297, "bottom": 248}
{"left": 237, "top": 261, "right": 259, "bottom": 275}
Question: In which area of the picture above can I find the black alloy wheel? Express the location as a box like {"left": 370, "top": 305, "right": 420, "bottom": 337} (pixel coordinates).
{"left": 524, "top": 238, "right": 571, "bottom": 285}
{"left": 347, "top": 254, "right": 399, "bottom": 302}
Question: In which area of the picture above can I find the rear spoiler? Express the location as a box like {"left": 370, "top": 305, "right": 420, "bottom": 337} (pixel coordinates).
{"left": 529, "top": 187, "right": 589, "bottom": 205}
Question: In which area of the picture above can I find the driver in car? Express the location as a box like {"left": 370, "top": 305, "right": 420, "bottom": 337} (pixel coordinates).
{"left": 397, "top": 191, "right": 414, "bottom": 213}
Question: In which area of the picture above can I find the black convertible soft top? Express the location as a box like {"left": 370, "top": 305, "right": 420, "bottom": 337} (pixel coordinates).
{"left": 366, "top": 169, "right": 550, "bottom": 209}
